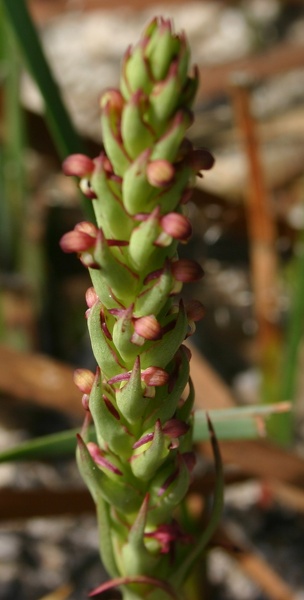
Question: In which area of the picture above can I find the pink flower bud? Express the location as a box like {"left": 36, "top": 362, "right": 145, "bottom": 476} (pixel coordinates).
{"left": 171, "top": 259, "right": 204, "bottom": 282}
{"left": 146, "top": 160, "right": 175, "bottom": 188}
{"left": 185, "top": 299, "right": 206, "bottom": 322}
{"left": 133, "top": 315, "right": 162, "bottom": 340}
{"left": 60, "top": 222, "right": 97, "bottom": 254}
{"left": 85, "top": 287, "right": 98, "bottom": 308}
{"left": 141, "top": 367, "right": 169, "bottom": 387}
{"left": 188, "top": 148, "right": 214, "bottom": 173}
{"left": 162, "top": 419, "right": 189, "bottom": 438}
{"left": 74, "top": 369, "right": 95, "bottom": 394}
{"left": 62, "top": 154, "right": 95, "bottom": 177}
{"left": 59, "top": 230, "right": 93, "bottom": 253}
{"left": 160, "top": 212, "right": 192, "bottom": 241}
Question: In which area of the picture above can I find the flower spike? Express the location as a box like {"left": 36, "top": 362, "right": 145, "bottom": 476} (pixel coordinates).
{"left": 61, "top": 15, "right": 215, "bottom": 600}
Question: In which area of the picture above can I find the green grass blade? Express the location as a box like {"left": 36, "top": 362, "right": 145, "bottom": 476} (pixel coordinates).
{"left": 193, "top": 403, "right": 290, "bottom": 442}
{"left": 0, "top": 5, "right": 26, "bottom": 269}
{"left": 2, "top": 0, "right": 95, "bottom": 221}
{"left": 0, "top": 403, "right": 289, "bottom": 464}
{"left": 276, "top": 241, "right": 304, "bottom": 444}
{"left": 2, "top": 0, "right": 83, "bottom": 159}
{"left": 0, "top": 426, "right": 96, "bottom": 463}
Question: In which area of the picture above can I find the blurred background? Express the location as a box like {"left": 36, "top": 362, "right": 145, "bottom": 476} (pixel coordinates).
{"left": 1, "top": 1, "right": 304, "bottom": 599}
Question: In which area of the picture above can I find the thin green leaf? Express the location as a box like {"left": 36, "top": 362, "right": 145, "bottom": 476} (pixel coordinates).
{"left": 0, "top": 426, "right": 96, "bottom": 463}
{"left": 0, "top": 403, "right": 289, "bottom": 464}
{"left": 2, "top": 0, "right": 95, "bottom": 221}
{"left": 193, "top": 403, "right": 290, "bottom": 442}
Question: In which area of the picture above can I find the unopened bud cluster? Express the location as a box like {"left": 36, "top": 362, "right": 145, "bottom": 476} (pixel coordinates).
{"left": 60, "top": 17, "right": 213, "bottom": 600}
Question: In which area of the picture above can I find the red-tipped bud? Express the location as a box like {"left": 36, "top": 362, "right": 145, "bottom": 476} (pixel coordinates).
{"left": 185, "top": 299, "right": 206, "bottom": 322}
{"left": 163, "top": 419, "right": 189, "bottom": 438}
{"left": 171, "top": 259, "right": 204, "bottom": 282}
{"left": 146, "top": 160, "right": 175, "bottom": 187}
{"left": 59, "top": 231, "right": 93, "bottom": 253}
{"left": 133, "top": 315, "right": 162, "bottom": 340}
{"left": 160, "top": 212, "right": 192, "bottom": 241}
{"left": 62, "top": 154, "right": 95, "bottom": 178}
{"left": 188, "top": 148, "right": 214, "bottom": 173}
{"left": 85, "top": 286, "right": 98, "bottom": 308}
{"left": 74, "top": 369, "right": 95, "bottom": 394}
{"left": 141, "top": 367, "right": 169, "bottom": 387}
{"left": 60, "top": 222, "right": 97, "bottom": 254}
{"left": 100, "top": 88, "right": 125, "bottom": 112}
{"left": 87, "top": 442, "right": 123, "bottom": 475}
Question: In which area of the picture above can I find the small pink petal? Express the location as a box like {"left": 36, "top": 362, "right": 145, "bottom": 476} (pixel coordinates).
{"left": 87, "top": 442, "right": 123, "bottom": 475}
{"left": 132, "top": 432, "right": 154, "bottom": 449}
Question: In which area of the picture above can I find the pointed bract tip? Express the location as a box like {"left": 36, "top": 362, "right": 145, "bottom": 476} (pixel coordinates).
{"left": 100, "top": 88, "right": 124, "bottom": 111}
{"left": 87, "top": 442, "right": 123, "bottom": 475}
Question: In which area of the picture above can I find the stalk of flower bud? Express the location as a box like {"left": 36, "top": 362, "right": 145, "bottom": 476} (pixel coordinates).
{"left": 60, "top": 16, "right": 214, "bottom": 600}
